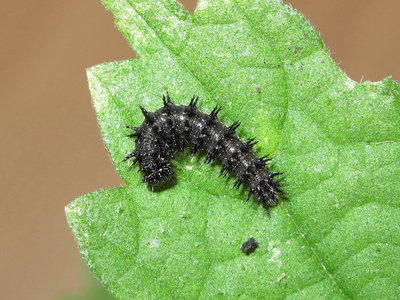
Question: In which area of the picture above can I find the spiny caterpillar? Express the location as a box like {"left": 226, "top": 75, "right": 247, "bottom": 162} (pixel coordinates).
{"left": 125, "top": 93, "right": 283, "bottom": 209}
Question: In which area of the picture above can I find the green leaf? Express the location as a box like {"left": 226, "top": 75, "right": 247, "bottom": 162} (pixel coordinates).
{"left": 66, "top": 0, "right": 400, "bottom": 298}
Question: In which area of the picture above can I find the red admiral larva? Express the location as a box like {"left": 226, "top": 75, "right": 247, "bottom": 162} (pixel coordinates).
{"left": 125, "top": 93, "right": 283, "bottom": 209}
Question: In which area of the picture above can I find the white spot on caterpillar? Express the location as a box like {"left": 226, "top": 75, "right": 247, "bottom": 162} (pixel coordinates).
{"left": 185, "top": 165, "right": 193, "bottom": 170}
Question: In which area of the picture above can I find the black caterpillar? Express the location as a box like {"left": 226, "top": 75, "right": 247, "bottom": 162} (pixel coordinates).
{"left": 125, "top": 94, "right": 283, "bottom": 209}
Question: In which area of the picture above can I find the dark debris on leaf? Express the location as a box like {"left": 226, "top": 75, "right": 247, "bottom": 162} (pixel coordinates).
{"left": 240, "top": 237, "right": 259, "bottom": 255}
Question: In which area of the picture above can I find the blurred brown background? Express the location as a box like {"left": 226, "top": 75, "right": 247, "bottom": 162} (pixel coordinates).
{"left": 1, "top": 0, "right": 399, "bottom": 299}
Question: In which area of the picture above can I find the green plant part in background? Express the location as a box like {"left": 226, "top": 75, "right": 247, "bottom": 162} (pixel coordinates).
{"left": 66, "top": 0, "right": 400, "bottom": 298}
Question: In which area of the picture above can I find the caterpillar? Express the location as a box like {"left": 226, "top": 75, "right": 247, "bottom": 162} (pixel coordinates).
{"left": 125, "top": 93, "right": 283, "bottom": 209}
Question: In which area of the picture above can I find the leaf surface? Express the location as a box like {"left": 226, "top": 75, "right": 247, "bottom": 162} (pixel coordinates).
{"left": 66, "top": 0, "right": 400, "bottom": 298}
